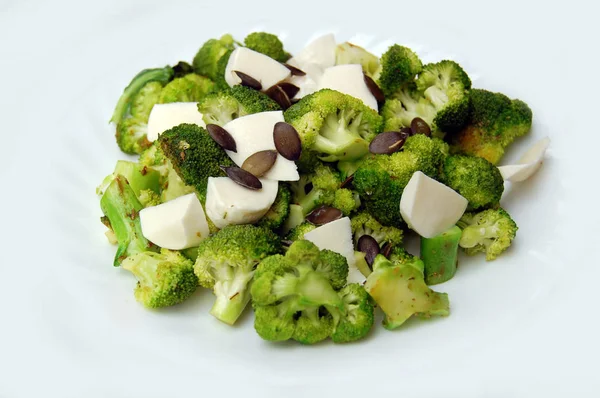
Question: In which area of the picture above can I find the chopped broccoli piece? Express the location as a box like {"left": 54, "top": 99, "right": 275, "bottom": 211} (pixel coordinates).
{"left": 442, "top": 154, "right": 504, "bottom": 210}
{"left": 122, "top": 249, "right": 198, "bottom": 308}
{"left": 350, "top": 211, "right": 403, "bottom": 247}
{"left": 388, "top": 246, "right": 425, "bottom": 276}
{"left": 377, "top": 44, "right": 422, "bottom": 97}
{"left": 457, "top": 208, "right": 518, "bottom": 261}
{"left": 450, "top": 89, "right": 533, "bottom": 165}
{"left": 192, "top": 34, "right": 236, "bottom": 81}
{"left": 285, "top": 89, "right": 383, "bottom": 162}
{"left": 331, "top": 283, "right": 375, "bottom": 343}
{"left": 285, "top": 221, "right": 317, "bottom": 242}
{"left": 138, "top": 189, "right": 161, "bottom": 207}
{"left": 97, "top": 160, "right": 161, "bottom": 198}
{"left": 257, "top": 184, "right": 291, "bottom": 231}
{"left": 289, "top": 162, "right": 360, "bottom": 216}
{"left": 251, "top": 240, "right": 348, "bottom": 344}
{"left": 171, "top": 61, "right": 194, "bottom": 78}
{"left": 420, "top": 226, "right": 462, "bottom": 285}
{"left": 197, "top": 85, "right": 281, "bottom": 126}
{"left": 243, "top": 32, "right": 288, "bottom": 62}
{"left": 158, "top": 123, "right": 233, "bottom": 199}
{"left": 281, "top": 204, "right": 305, "bottom": 235}
{"left": 129, "top": 81, "right": 163, "bottom": 121}
{"left": 194, "top": 225, "right": 281, "bottom": 325}
{"left": 335, "top": 42, "right": 381, "bottom": 80}
{"left": 353, "top": 134, "right": 447, "bottom": 226}
{"left": 158, "top": 73, "right": 215, "bottom": 104}
{"left": 365, "top": 255, "right": 449, "bottom": 329}
{"left": 100, "top": 176, "right": 158, "bottom": 267}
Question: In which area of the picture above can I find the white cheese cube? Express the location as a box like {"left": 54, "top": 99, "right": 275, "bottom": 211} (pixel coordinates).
{"left": 498, "top": 137, "right": 550, "bottom": 182}
{"left": 147, "top": 102, "right": 205, "bottom": 142}
{"left": 289, "top": 33, "right": 336, "bottom": 70}
{"left": 318, "top": 64, "right": 378, "bottom": 110}
{"left": 224, "top": 47, "right": 291, "bottom": 90}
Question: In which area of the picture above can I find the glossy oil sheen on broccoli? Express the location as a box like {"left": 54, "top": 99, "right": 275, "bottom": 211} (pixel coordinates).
{"left": 122, "top": 249, "right": 198, "bottom": 308}
{"left": 285, "top": 89, "right": 383, "bottom": 162}
{"left": 450, "top": 88, "right": 533, "bottom": 164}
{"left": 244, "top": 32, "right": 289, "bottom": 62}
{"left": 194, "top": 225, "right": 282, "bottom": 325}
{"left": 457, "top": 208, "right": 518, "bottom": 260}
{"left": 197, "top": 85, "right": 281, "bottom": 126}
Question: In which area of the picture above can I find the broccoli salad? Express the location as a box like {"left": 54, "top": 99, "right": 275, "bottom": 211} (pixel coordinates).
{"left": 98, "top": 31, "right": 548, "bottom": 344}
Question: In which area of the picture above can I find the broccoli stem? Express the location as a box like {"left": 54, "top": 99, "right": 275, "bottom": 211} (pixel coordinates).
{"left": 420, "top": 226, "right": 462, "bottom": 285}
{"left": 297, "top": 189, "right": 324, "bottom": 216}
{"left": 210, "top": 270, "right": 255, "bottom": 325}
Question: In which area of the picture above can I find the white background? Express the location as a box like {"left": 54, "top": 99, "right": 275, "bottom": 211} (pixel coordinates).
{"left": 1, "top": 0, "right": 598, "bottom": 397}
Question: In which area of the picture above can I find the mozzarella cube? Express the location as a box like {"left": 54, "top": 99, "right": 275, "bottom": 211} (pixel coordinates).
{"left": 147, "top": 102, "right": 205, "bottom": 142}
{"left": 303, "top": 217, "right": 364, "bottom": 284}
{"left": 498, "top": 137, "right": 550, "bottom": 182}
{"left": 318, "top": 64, "right": 378, "bottom": 110}
{"left": 224, "top": 47, "right": 291, "bottom": 90}
{"left": 222, "top": 111, "right": 299, "bottom": 181}
{"left": 400, "top": 171, "right": 468, "bottom": 239}
{"left": 205, "top": 177, "right": 279, "bottom": 229}
{"left": 286, "top": 62, "right": 323, "bottom": 99}
{"left": 139, "top": 193, "right": 210, "bottom": 250}
{"left": 289, "top": 33, "right": 337, "bottom": 70}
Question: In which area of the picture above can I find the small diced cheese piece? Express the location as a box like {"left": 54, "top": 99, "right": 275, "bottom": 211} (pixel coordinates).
{"left": 286, "top": 62, "right": 323, "bottom": 99}
{"left": 224, "top": 47, "right": 291, "bottom": 90}
{"left": 205, "top": 177, "right": 279, "bottom": 229}
{"left": 400, "top": 171, "right": 468, "bottom": 239}
{"left": 303, "top": 217, "right": 364, "bottom": 284}
{"left": 147, "top": 102, "right": 205, "bottom": 142}
{"left": 318, "top": 64, "right": 378, "bottom": 110}
{"left": 498, "top": 137, "right": 550, "bottom": 182}
{"left": 222, "top": 111, "right": 299, "bottom": 181}
{"left": 288, "top": 33, "right": 337, "bottom": 70}
{"left": 139, "top": 193, "right": 209, "bottom": 250}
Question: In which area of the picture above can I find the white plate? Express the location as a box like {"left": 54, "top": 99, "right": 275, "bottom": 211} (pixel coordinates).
{"left": 1, "top": 1, "right": 598, "bottom": 397}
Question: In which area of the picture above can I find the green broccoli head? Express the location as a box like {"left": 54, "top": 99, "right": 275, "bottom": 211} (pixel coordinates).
{"left": 122, "top": 249, "right": 198, "bottom": 308}
{"left": 377, "top": 44, "right": 423, "bottom": 97}
{"left": 158, "top": 123, "right": 233, "bottom": 199}
{"left": 350, "top": 211, "right": 403, "bottom": 247}
{"left": 353, "top": 134, "right": 447, "bottom": 226}
{"left": 100, "top": 176, "right": 158, "bottom": 267}
{"left": 284, "top": 89, "right": 383, "bottom": 162}
{"left": 197, "top": 85, "right": 281, "bottom": 126}
{"left": 388, "top": 246, "right": 426, "bottom": 276}
{"left": 257, "top": 184, "right": 291, "bottom": 231}
{"left": 243, "top": 32, "right": 288, "bottom": 62}
{"left": 457, "top": 208, "right": 518, "bottom": 261}
{"left": 192, "top": 34, "right": 236, "bottom": 81}
{"left": 365, "top": 255, "right": 449, "bottom": 330}
{"left": 251, "top": 240, "right": 349, "bottom": 344}
{"left": 330, "top": 283, "right": 375, "bottom": 343}
{"left": 442, "top": 154, "right": 504, "bottom": 210}
{"left": 289, "top": 162, "right": 360, "bottom": 216}
{"left": 158, "top": 73, "right": 215, "bottom": 104}
{"left": 450, "top": 89, "right": 533, "bottom": 165}
{"left": 335, "top": 42, "right": 381, "bottom": 80}
{"left": 138, "top": 189, "right": 162, "bottom": 208}
{"left": 194, "top": 225, "right": 281, "bottom": 325}
{"left": 285, "top": 221, "right": 317, "bottom": 242}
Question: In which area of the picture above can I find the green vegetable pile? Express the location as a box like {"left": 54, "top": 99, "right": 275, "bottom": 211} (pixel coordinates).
{"left": 98, "top": 31, "right": 532, "bottom": 344}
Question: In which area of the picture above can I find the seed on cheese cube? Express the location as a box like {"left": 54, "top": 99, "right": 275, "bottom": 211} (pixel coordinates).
{"left": 147, "top": 102, "right": 205, "bottom": 142}
{"left": 400, "top": 171, "right": 468, "bottom": 239}
{"left": 224, "top": 47, "right": 291, "bottom": 90}
{"left": 205, "top": 177, "right": 279, "bottom": 229}
{"left": 318, "top": 64, "right": 378, "bottom": 111}
{"left": 498, "top": 137, "right": 550, "bottom": 182}
{"left": 139, "top": 193, "right": 210, "bottom": 250}
{"left": 222, "top": 111, "right": 299, "bottom": 181}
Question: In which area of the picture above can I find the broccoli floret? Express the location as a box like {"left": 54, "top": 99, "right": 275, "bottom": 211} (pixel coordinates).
{"left": 251, "top": 240, "right": 348, "bottom": 344}
{"left": 172, "top": 61, "right": 194, "bottom": 78}
{"left": 457, "top": 208, "right": 518, "bottom": 261}
{"left": 335, "top": 42, "right": 381, "bottom": 80}
{"left": 243, "top": 32, "right": 288, "bottom": 62}
{"left": 377, "top": 44, "right": 422, "bottom": 97}
{"left": 100, "top": 176, "right": 158, "bottom": 267}
{"left": 289, "top": 162, "right": 360, "bottom": 216}
{"left": 111, "top": 67, "right": 174, "bottom": 154}
{"left": 138, "top": 189, "right": 162, "bottom": 207}
{"left": 353, "top": 134, "right": 447, "bottom": 226}
{"left": 158, "top": 123, "right": 233, "bottom": 199}
{"left": 420, "top": 226, "right": 462, "bottom": 285}
{"left": 257, "top": 184, "right": 291, "bottom": 231}
{"left": 442, "top": 154, "right": 504, "bottom": 210}
{"left": 192, "top": 34, "right": 236, "bottom": 81}
{"left": 158, "top": 73, "right": 215, "bottom": 103}
{"left": 285, "top": 89, "right": 383, "bottom": 162}
{"left": 285, "top": 221, "right": 317, "bottom": 242}
{"left": 365, "top": 255, "right": 449, "bottom": 329}
{"left": 197, "top": 85, "right": 281, "bottom": 126}
{"left": 96, "top": 160, "right": 161, "bottom": 198}
{"left": 450, "top": 89, "right": 533, "bottom": 165}
{"left": 330, "top": 283, "right": 375, "bottom": 343}
{"left": 350, "top": 211, "right": 404, "bottom": 247}
{"left": 194, "top": 225, "right": 281, "bottom": 325}
{"left": 388, "top": 246, "right": 425, "bottom": 276}
{"left": 122, "top": 249, "right": 198, "bottom": 308}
